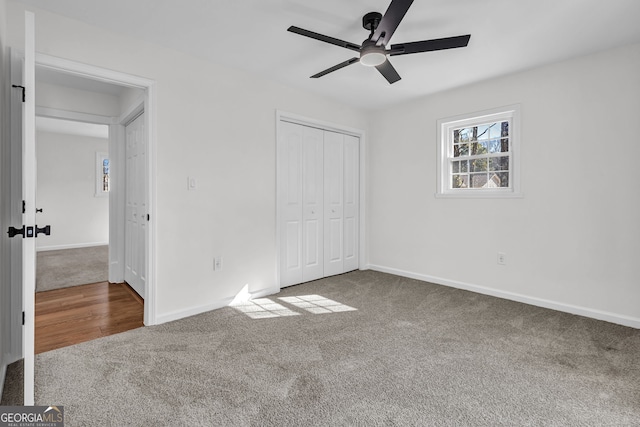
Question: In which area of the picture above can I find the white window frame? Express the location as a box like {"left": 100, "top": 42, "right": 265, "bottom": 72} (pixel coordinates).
{"left": 436, "top": 104, "right": 522, "bottom": 198}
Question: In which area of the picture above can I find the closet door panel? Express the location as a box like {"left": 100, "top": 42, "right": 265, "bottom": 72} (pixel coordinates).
{"left": 278, "top": 122, "right": 304, "bottom": 286}
{"left": 324, "top": 131, "right": 344, "bottom": 277}
{"left": 302, "top": 126, "right": 324, "bottom": 282}
{"left": 343, "top": 135, "right": 360, "bottom": 272}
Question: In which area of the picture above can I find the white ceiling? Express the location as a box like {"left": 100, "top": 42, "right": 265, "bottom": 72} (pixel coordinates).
{"left": 17, "top": 0, "right": 640, "bottom": 110}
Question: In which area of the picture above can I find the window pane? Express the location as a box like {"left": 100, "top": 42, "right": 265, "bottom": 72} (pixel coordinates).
{"left": 452, "top": 174, "right": 468, "bottom": 188}
{"left": 477, "top": 124, "right": 490, "bottom": 140}
{"left": 496, "top": 172, "right": 509, "bottom": 188}
{"left": 476, "top": 141, "right": 489, "bottom": 154}
{"left": 471, "top": 158, "right": 487, "bottom": 172}
{"left": 452, "top": 160, "right": 469, "bottom": 173}
{"left": 501, "top": 121, "right": 509, "bottom": 137}
{"left": 454, "top": 143, "right": 469, "bottom": 157}
{"left": 474, "top": 141, "right": 488, "bottom": 154}
{"left": 488, "top": 139, "right": 501, "bottom": 153}
{"left": 470, "top": 173, "right": 488, "bottom": 188}
{"left": 459, "top": 128, "right": 472, "bottom": 142}
{"left": 489, "top": 156, "right": 509, "bottom": 171}
{"left": 489, "top": 123, "right": 501, "bottom": 139}
{"left": 500, "top": 138, "right": 509, "bottom": 153}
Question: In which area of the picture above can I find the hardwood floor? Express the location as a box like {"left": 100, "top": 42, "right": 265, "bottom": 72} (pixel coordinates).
{"left": 35, "top": 282, "right": 144, "bottom": 354}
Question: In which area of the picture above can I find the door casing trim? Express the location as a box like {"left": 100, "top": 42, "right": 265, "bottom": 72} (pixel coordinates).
{"left": 35, "top": 53, "right": 158, "bottom": 325}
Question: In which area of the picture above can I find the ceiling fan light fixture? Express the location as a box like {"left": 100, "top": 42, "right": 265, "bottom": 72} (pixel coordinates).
{"left": 360, "top": 41, "right": 387, "bottom": 66}
{"left": 360, "top": 50, "right": 387, "bottom": 67}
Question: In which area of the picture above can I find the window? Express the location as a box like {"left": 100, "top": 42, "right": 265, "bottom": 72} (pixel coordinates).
{"left": 437, "top": 105, "right": 521, "bottom": 198}
{"left": 95, "top": 152, "right": 110, "bottom": 197}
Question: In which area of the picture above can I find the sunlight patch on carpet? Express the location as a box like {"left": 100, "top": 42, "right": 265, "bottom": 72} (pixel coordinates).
{"left": 230, "top": 298, "right": 300, "bottom": 319}
{"left": 278, "top": 295, "right": 357, "bottom": 314}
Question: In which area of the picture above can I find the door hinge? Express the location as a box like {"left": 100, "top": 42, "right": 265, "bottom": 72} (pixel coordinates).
{"left": 12, "top": 85, "right": 25, "bottom": 102}
{"left": 22, "top": 311, "right": 25, "bottom": 326}
{"left": 147, "top": 214, "right": 150, "bottom": 221}
{"left": 22, "top": 200, "right": 26, "bottom": 214}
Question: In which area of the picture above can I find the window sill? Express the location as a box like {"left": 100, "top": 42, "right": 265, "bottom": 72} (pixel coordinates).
{"left": 435, "top": 191, "right": 523, "bottom": 199}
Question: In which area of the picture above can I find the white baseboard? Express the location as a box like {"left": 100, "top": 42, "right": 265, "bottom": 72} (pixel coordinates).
{"left": 366, "top": 264, "right": 640, "bottom": 329}
{"left": 154, "top": 285, "right": 280, "bottom": 325}
{"left": 37, "top": 242, "right": 108, "bottom": 252}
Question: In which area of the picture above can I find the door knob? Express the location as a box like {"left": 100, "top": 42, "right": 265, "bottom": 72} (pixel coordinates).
{"left": 36, "top": 225, "right": 51, "bottom": 237}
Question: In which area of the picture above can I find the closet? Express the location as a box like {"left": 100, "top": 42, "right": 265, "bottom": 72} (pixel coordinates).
{"left": 277, "top": 120, "right": 360, "bottom": 287}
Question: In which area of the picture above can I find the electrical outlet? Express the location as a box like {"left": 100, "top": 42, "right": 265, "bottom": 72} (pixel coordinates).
{"left": 214, "top": 256, "right": 222, "bottom": 271}
{"left": 497, "top": 252, "right": 506, "bottom": 265}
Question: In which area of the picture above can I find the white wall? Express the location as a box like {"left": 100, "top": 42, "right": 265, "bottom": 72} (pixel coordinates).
{"left": 367, "top": 43, "right": 640, "bottom": 327}
{"left": 7, "top": 3, "right": 370, "bottom": 322}
{"left": 36, "top": 130, "right": 109, "bottom": 250}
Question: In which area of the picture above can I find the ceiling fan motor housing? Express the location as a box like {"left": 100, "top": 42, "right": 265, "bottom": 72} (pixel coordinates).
{"left": 363, "top": 12, "right": 382, "bottom": 31}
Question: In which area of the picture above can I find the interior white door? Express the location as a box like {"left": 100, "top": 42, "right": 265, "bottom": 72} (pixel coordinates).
{"left": 343, "top": 134, "right": 360, "bottom": 272}
{"left": 21, "top": 11, "right": 37, "bottom": 406}
{"left": 124, "top": 112, "right": 146, "bottom": 298}
{"left": 323, "top": 131, "right": 344, "bottom": 277}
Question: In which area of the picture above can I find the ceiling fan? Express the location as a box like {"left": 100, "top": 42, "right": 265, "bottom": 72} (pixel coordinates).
{"left": 287, "top": 0, "right": 471, "bottom": 84}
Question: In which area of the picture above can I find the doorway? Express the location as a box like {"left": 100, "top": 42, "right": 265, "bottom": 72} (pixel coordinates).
{"left": 32, "top": 53, "right": 157, "bottom": 326}
{"left": 18, "top": 57, "right": 155, "bottom": 352}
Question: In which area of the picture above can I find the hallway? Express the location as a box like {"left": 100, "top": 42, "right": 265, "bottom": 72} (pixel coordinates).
{"left": 35, "top": 281, "right": 143, "bottom": 354}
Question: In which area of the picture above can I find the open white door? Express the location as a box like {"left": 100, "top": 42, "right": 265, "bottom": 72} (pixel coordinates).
{"left": 124, "top": 112, "right": 146, "bottom": 298}
{"left": 22, "top": 11, "right": 37, "bottom": 406}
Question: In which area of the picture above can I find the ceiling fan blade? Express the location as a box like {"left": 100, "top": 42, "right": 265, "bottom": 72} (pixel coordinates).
{"left": 375, "top": 59, "right": 401, "bottom": 84}
{"left": 288, "top": 26, "right": 361, "bottom": 52}
{"left": 390, "top": 34, "right": 471, "bottom": 56}
{"left": 372, "top": 0, "right": 414, "bottom": 46}
{"left": 311, "top": 57, "right": 360, "bottom": 79}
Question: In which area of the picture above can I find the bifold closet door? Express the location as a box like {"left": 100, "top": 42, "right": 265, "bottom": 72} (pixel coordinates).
{"left": 323, "top": 132, "right": 344, "bottom": 276}
{"left": 324, "top": 132, "right": 359, "bottom": 276}
{"left": 342, "top": 134, "right": 360, "bottom": 272}
{"left": 278, "top": 122, "right": 324, "bottom": 287}
{"left": 279, "top": 121, "right": 359, "bottom": 287}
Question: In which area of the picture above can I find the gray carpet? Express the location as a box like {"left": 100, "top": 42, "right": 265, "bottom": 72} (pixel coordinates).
{"left": 36, "top": 246, "right": 108, "bottom": 292}
{"left": 4, "top": 270, "right": 639, "bottom": 426}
